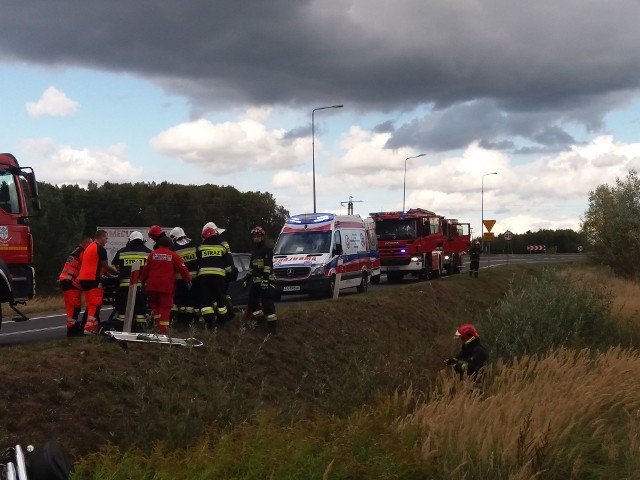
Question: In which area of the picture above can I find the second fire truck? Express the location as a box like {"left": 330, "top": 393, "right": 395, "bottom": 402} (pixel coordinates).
{"left": 369, "top": 208, "right": 471, "bottom": 282}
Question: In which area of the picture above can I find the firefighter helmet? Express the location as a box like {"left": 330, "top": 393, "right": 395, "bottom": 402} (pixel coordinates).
{"left": 251, "top": 226, "right": 265, "bottom": 237}
{"left": 169, "top": 227, "right": 186, "bottom": 240}
{"left": 148, "top": 225, "right": 163, "bottom": 241}
{"left": 202, "top": 222, "right": 218, "bottom": 239}
{"left": 455, "top": 324, "right": 479, "bottom": 341}
{"left": 129, "top": 231, "right": 144, "bottom": 242}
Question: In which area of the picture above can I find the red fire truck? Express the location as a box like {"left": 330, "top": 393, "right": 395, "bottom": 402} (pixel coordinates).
{"left": 369, "top": 208, "right": 471, "bottom": 282}
{"left": 0, "top": 153, "right": 41, "bottom": 328}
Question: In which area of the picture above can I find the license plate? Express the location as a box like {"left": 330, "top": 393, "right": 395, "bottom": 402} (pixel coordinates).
{"left": 283, "top": 285, "right": 301, "bottom": 292}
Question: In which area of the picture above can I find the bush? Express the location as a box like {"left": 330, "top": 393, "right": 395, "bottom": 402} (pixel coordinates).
{"left": 483, "top": 267, "right": 614, "bottom": 360}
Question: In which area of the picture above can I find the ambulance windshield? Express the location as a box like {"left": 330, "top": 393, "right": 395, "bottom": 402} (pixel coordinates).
{"left": 274, "top": 231, "right": 332, "bottom": 255}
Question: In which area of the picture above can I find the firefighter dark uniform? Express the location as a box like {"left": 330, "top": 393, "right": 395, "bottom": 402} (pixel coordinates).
{"left": 169, "top": 227, "right": 199, "bottom": 325}
{"left": 112, "top": 231, "right": 151, "bottom": 331}
{"left": 444, "top": 324, "right": 488, "bottom": 381}
{"left": 58, "top": 237, "right": 91, "bottom": 336}
{"left": 197, "top": 223, "right": 233, "bottom": 328}
{"left": 203, "top": 222, "right": 237, "bottom": 318}
{"left": 246, "top": 226, "right": 277, "bottom": 334}
{"left": 469, "top": 241, "right": 481, "bottom": 278}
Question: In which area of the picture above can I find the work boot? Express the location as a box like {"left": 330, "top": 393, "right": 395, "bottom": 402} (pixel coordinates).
{"left": 266, "top": 320, "right": 278, "bottom": 335}
{"left": 474, "top": 272, "right": 479, "bottom": 278}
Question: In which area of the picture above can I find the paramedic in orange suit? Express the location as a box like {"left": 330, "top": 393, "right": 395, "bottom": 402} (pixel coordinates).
{"left": 77, "top": 229, "right": 119, "bottom": 335}
{"left": 58, "top": 234, "right": 92, "bottom": 336}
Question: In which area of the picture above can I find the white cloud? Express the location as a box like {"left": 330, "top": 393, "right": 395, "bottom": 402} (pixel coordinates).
{"left": 26, "top": 86, "right": 78, "bottom": 117}
{"left": 150, "top": 108, "right": 309, "bottom": 173}
{"left": 17, "top": 138, "right": 143, "bottom": 185}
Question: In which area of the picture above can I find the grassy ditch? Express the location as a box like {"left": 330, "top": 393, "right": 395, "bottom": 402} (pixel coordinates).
{"left": 2, "top": 262, "right": 637, "bottom": 478}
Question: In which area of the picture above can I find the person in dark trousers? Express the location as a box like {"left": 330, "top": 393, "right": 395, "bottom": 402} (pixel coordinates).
{"left": 469, "top": 240, "right": 482, "bottom": 278}
{"left": 169, "top": 226, "right": 199, "bottom": 326}
{"left": 58, "top": 234, "right": 92, "bottom": 336}
{"left": 244, "top": 226, "right": 278, "bottom": 334}
{"left": 204, "top": 221, "right": 237, "bottom": 319}
{"left": 112, "top": 230, "right": 151, "bottom": 332}
{"left": 444, "top": 323, "right": 487, "bottom": 379}
{"left": 197, "top": 222, "right": 233, "bottom": 328}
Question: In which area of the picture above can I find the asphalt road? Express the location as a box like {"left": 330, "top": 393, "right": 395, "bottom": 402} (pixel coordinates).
{"left": 0, "top": 253, "right": 585, "bottom": 346}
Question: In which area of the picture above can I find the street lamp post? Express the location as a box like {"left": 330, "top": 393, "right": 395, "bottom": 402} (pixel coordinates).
{"left": 481, "top": 172, "right": 498, "bottom": 251}
{"left": 403, "top": 153, "right": 425, "bottom": 211}
{"left": 312, "top": 104, "right": 343, "bottom": 213}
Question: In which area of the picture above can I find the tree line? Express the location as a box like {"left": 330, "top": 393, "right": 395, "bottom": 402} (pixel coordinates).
{"left": 478, "top": 229, "right": 585, "bottom": 255}
{"left": 30, "top": 181, "right": 290, "bottom": 294}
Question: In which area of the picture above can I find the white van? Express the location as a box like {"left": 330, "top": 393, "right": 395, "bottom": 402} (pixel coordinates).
{"left": 272, "top": 213, "right": 380, "bottom": 298}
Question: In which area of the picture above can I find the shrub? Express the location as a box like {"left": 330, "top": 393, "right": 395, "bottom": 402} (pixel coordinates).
{"left": 483, "top": 267, "right": 614, "bottom": 360}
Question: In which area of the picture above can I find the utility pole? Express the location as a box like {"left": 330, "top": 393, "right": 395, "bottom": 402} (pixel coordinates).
{"left": 340, "top": 196, "right": 362, "bottom": 215}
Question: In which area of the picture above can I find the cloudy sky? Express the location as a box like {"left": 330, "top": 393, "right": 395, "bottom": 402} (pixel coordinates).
{"left": 2, "top": 0, "right": 640, "bottom": 236}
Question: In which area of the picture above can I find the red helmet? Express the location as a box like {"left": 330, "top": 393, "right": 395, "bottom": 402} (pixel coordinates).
{"left": 455, "top": 324, "right": 479, "bottom": 341}
{"left": 148, "top": 225, "right": 163, "bottom": 241}
{"left": 251, "top": 226, "right": 265, "bottom": 236}
{"left": 202, "top": 222, "right": 218, "bottom": 240}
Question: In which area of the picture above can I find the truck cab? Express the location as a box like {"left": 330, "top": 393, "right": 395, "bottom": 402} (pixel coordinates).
{"left": 0, "top": 153, "right": 41, "bottom": 327}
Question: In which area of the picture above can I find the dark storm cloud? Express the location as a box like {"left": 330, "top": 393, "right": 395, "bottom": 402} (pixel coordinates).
{"left": 1, "top": 0, "right": 640, "bottom": 127}
{"left": 372, "top": 121, "right": 395, "bottom": 134}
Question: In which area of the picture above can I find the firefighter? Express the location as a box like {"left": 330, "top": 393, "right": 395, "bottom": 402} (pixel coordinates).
{"left": 244, "top": 226, "right": 278, "bottom": 334}
{"left": 205, "top": 221, "right": 237, "bottom": 317}
{"left": 197, "top": 222, "right": 233, "bottom": 328}
{"left": 77, "top": 229, "right": 119, "bottom": 335}
{"left": 443, "top": 323, "right": 488, "bottom": 379}
{"left": 140, "top": 235, "right": 192, "bottom": 335}
{"left": 469, "top": 240, "right": 482, "bottom": 278}
{"left": 58, "top": 234, "right": 92, "bottom": 337}
{"left": 169, "top": 226, "right": 199, "bottom": 326}
{"left": 112, "top": 231, "right": 151, "bottom": 331}
{"left": 148, "top": 224, "right": 167, "bottom": 250}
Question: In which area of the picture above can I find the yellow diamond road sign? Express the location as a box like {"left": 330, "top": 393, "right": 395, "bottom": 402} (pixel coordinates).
{"left": 483, "top": 219, "right": 496, "bottom": 232}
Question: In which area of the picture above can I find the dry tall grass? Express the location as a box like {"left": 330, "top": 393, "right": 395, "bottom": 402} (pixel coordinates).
{"left": 399, "top": 347, "right": 640, "bottom": 478}
{"left": 567, "top": 266, "right": 640, "bottom": 324}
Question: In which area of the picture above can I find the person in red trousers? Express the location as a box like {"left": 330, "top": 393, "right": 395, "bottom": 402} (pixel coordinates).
{"left": 140, "top": 235, "right": 192, "bottom": 335}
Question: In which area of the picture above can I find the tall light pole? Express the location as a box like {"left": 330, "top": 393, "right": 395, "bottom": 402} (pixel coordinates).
{"left": 403, "top": 153, "right": 425, "bottom": 211}
{"left": 481, "top": 172, "right": 498, "bottom": 250}
{"left": 312, "top": 104, "right": 343, "bottom": 213}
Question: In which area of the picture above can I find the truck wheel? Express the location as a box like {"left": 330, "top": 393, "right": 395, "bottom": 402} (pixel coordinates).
{"left": 356, "top": 274, "right": 368, "bottom": 293}
{"left": 370, "top": 274, "right": 381, "bottom": 285}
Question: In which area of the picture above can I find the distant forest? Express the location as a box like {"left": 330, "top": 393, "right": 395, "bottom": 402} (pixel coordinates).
{"left": 31, "top": 181, "right": 290, "bottom": 293}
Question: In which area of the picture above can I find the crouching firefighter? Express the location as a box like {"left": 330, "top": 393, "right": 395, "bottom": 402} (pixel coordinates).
{"left": 245, "top": 226, "right": 278, "bottom": 334}
{"left": 169, "top": 226, "right": 199, "bottom": 326}
{"left": 443, "top": 323, "right": 488, "bottom": 381}
{"left": 197, "top": 222, "right": 233, "bottom": 328}
{"left": 112, "top": 231, "right": 151, "bottom": 331}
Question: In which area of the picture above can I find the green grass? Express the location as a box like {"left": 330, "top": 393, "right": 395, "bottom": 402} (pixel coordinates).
{"left": 3, "top": 262, "right": 638, "bottom": 478}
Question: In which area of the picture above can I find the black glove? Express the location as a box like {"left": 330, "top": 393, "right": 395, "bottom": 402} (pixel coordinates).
{"left": 443, "top": 358, "right": 457, "bottom": 366}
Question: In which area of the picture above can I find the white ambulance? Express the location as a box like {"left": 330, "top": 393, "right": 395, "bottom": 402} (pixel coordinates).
{"left": 272, "top": 213, "right": 381, "bottom": 298}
